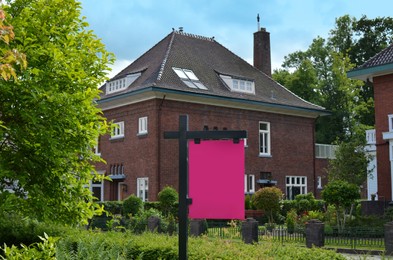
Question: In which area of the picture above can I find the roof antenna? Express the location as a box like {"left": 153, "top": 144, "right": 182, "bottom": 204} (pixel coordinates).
{"left": 257, "top": 14, "right": 260, "bottom": 31}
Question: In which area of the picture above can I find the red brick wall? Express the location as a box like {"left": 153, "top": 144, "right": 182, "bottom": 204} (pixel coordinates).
{"left": 97, "top": 98, "right": 320, "bottom": 201}
{"left": 374, "top": 74, "right": 393, "bottom": 201}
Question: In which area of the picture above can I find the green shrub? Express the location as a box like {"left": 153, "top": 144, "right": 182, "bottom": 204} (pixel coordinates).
{"left": 1, "top": 233, "right": 57, "bottom": 260}
{"left": 252, "top": 187, "right": 283, "bottom": 224}
{"left": 100, "top": 201, "right": 123, "bottom": 215}
{"left": 0, "top": 212, "right": 70, "bottom": 246}
{"left": 158, "top": 186, "right": 178, "bottom": 216}
{"left": 123, "top": 195, "right": 143, "bottom": 216}
{"left": 286, "top": 209, "right": 297, "bottom": 234}
{"left": 125, "top": 208, "right": 162, "bottom": 234}
{"left": 56, "top": 231, "right": 346, "bottom": 259}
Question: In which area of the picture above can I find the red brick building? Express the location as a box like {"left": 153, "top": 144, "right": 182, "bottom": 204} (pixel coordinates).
{"left": 94, "top": 27, "right": 330, "bottom": 202}
{"left": 348, "top": 44, "right": 393, "bottom": 201}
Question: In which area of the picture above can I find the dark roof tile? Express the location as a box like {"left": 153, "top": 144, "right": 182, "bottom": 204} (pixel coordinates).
{"left": 100, "top": 30, "right": 325, "bottom": 112}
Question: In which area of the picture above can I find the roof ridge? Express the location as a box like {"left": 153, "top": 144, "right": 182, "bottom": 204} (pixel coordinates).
{"left": 157, "top": 32, "right": 176, "bottom": 81}
{"left": 174, "top": 29, "right": 215, "bottom": 42}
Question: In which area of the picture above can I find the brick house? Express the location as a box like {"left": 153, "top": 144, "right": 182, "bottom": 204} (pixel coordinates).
{"left": 93, "top": 27, "right": 330, "bottom": 202}
{"left": 348, "top": 44, "right": 393, "bottom": 202}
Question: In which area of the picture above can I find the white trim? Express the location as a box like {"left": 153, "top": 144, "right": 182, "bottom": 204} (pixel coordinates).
{"left": 219, "top": 74, "right": 255, "bottom": 94}
{"left": 389, "top": 114, "right": 393, "bottom": 132}
{"left": 111, "top": 121, "right": 124, "bottom": 139}
{"left": 106, "top": 73, "right": 141, "bottom": 94}
{"left": 98, "top": 91, "right": 324, "bottom": 119}
{"left": 137, "top": 177, "right": 149, "bottom": 202}
{"left": 138, "top": 116, "right": 148, "bottom": 135}
{"left": 286, "top": 176, "right": 307, "bottom": 200}
{"left": 259, "top": 121, "right": 271, "bottom": 156}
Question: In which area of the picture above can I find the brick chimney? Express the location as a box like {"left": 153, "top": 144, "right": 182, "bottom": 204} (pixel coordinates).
{"left": 253, "top": 27, "right": 271, "bottom": 76}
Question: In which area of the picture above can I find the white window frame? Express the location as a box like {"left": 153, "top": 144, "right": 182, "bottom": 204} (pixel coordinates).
{"left": 137, "top": 177, "right": 149, "bottom": 202}
{"left": 94, "top": 137, "right": 101, "bottom": 156}
{"left": 259, "top": 121, "right": 271, "bottom": 156}
{"left": 106, "top": 73, "right": 141, "bottom": 94}
{"left": 244, "top": 174, "right": 255, "bottom": 193}
{"left": 219, "top": 74, "right": 255, "bottom": 94}
{"left": 389, "top": 114, "right": 393, "bottom": 132}
{"left": 89, "top": 171, "right": 104, "bottom": 202}
{"left": 111, "top": 121, "right": 124, "bottom": 139}
{"left": 317, "top": 176, "right": 322, "bottom": 189}
{"left": 138, "top": 116, "right": 148, "bottom": 135}
{"left": 172, "top": 67, "right": 208, "bottom": 90}
{"left": 286, "top": 176, "right": 307, "bottom": 200}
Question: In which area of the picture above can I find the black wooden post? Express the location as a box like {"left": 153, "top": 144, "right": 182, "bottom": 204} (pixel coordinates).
{"left": 178, "top": 115, "right": 189, "bottom": 260}
{"left": 164, "top": 115, "right": 247, "bottom": 260}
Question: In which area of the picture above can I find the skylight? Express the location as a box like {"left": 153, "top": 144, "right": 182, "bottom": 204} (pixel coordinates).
{"left": 219, "top": 74, "right": 255, "bottom": 94}
{"left": 172, "top": 67, "right": 208, "bottom": 90}
{"left": 106, "top": 72, "right": 141, "bottom": 94}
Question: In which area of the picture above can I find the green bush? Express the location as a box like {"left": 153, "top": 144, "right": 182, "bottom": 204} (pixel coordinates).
{"left": 158, "top": 186, "right": 178, "bottom": 216}
{"left": 0, "top": 212, "right": 70, "bottom": 246}
{"left": 123, "top": 195, "right": 143, "bottom": 216}
{"left": 100, "top": 201, "right": 123, "bottom": 215}
{"left": 125, "top": 208, "right": 162, "bottom": 234}
{"left": 1, "top": 233, "right": 57, "bottom": 260}
{"left": 56, "top": 231, "right": 346, "bottom": 259}
{"left": 252, "top": 187, "right": 283, "bottom": 224}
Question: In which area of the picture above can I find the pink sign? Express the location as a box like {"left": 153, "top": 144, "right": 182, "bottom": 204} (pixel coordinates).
{"left": 188, "top": 140, "right": 245, "bottom": 219}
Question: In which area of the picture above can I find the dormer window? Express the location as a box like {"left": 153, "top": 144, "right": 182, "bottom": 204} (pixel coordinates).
{"left": 172, "top": 67, "right": 208, "bottom": 90}
{"left": 219, "top": 74, "right": 255, "bottom": 94}
{"left": 106, "top": 72, "right": 141, "bottom": 94}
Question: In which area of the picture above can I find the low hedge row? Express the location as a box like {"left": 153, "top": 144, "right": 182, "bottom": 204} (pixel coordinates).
{"left": 55, "top": 231, "right": 346, "bottom": 259}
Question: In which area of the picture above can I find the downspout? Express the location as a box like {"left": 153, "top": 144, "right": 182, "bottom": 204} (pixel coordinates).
{"left": 312, "top": 117, "right": 317, "bottom": 196}
{"left": 157, "top": 95, "right": 166, "bottom": 196}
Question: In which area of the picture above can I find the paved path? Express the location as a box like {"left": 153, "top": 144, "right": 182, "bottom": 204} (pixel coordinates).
{"left": 342, "top": 253, "right": 392, "bottom": 259}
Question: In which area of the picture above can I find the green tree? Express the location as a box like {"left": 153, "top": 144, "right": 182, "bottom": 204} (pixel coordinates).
{"left": 157, "top": 186, "right": 178, "bottom": 217}
{"left": 252, "top": 187, "right": 283, "bottom": 224}
{"left": 321, "top": 180, "right": 360, "bottom": 231}
{"left": 273, "top": 15, "right": 393, "bottom": 143}
{"left": 0, "top": 0, "right": 114, "bottom": 225}
{"left": 327, "top": 127, "right": 372, "bottom": 186}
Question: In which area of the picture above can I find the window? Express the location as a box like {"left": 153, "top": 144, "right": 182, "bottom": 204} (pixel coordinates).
{"left": 243, "top": 138, "right": 248, "bottom": 148}
{"left": 219, "top": 74, "right": 255, "bottom": 94}
{"left": 244, "top": 174, "right": 255, "bottom": 193}
{"left": 89, "top": 172, "right": 104, "bottom": 202}
{"left": 106, "top": 72, "right": 141, "bottom": 94}
{"left": 389, "top": 114, "right": 393, "bottom": 132}
{"left": 259, "top": 122, "right": 270, "bottom": 156}
{"left": 137, "top": 177, "right": 148, "bottom": 202}
{"left": 172, "top": 67, "right": 208, "bottom": 90}
{"left": 317, "top": 176, "right": 322, "bottom": 189}
{"left": 138, "top": 117, "right": 148, "bottom": 135}
{"left": 286, "top": 176, "right": 307, "bottom": 200}
{"left": 94, "top": 137, "right": 101, "bottom": 156}
{"left": 111, "top": 121, "right": 124, "bottom": 139}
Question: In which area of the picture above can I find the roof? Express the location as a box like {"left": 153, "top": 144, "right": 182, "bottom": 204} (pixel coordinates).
{"left": 99, "top": 30, "right": 327, "bottom": 117}
{"left": 347, "top": 44, "right": 393, "bottom": 81}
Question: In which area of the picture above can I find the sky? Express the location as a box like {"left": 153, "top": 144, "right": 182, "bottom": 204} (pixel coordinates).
{"left": 79, "top": 0, "right": 393, "bottom": 79}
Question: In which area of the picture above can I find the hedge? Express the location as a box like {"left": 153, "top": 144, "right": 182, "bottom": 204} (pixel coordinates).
{"left": 55, "top": 231, "right": 346, "bottom": 260}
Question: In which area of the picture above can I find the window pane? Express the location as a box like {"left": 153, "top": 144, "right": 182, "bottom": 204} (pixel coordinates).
{"left": 183, "top": 69, "right": 199, "bottom": 81}
{"left": 173, "top": 67, "right": 188, "bottom": 79}
{"left": 260, "top": 123, "right": 267, "bottom": 131}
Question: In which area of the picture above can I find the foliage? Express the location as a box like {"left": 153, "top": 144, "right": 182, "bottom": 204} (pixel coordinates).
{"left": 286, "top": 209, "right": 297, "bottom": 234}
{"left": 122, "top": 194, "right": 143, "bottom": 216}
{"left": 0, "top": 211, "right": 71, "bottom": 246}
{"left": 273, "top": 15, "right": 393, "bottom": 143}
{"left": 252, "top": 187, "right": 283, "bottom": 224}
{"left": 321, "top": 180, "right": 360, "bottom": 230}
{"left": 0, "top": 0, "right": 114, "bottom": 225}
{"left": 157, "top": 186, "right": 178, "bottom": 216}
{"left": 0, "top": 7, "right": 26, "bottom": 82}
{"left": 1, "top": 233, "right": 57, "bottom": 260}
{"left": 99, "top": 201, "right": 123, "bottom": 215}
{"left": 124, "top": 208, "right": 162, "bottom": 234}
{"left": 245, "top": 194, "right": 254, "bottom": 210}
{"left": 56, "top": 231, "right": 346, "bottom": 259}
{"left": 327, "top": 128, "right": 372, "bottom": 186}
